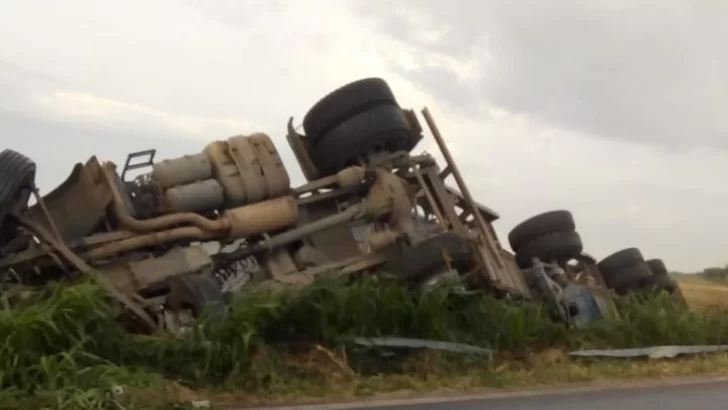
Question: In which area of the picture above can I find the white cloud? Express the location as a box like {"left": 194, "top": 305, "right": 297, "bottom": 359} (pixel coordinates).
{"left": 32, "top": 91, "right": 261, "bottom": 138}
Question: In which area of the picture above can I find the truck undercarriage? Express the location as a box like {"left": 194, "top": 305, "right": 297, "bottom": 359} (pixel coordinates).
{"left": 0, "top": 78, "right": 683, "bottom": 334}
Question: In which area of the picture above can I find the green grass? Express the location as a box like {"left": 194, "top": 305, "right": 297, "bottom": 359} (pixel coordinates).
{"left": 3, "top": 277, "right": 728, "bottom": 409}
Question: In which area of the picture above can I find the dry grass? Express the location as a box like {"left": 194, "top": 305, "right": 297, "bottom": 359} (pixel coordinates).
{"left": 106, "top": 350, "right": 728, "bottom": 408}
{"left": 676, "top": 274, "right": 728, "bottom": 310}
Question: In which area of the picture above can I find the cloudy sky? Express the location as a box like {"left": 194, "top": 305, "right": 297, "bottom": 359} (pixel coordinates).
{"left": 2, "top": 0, "right": 726, "bottom": 272}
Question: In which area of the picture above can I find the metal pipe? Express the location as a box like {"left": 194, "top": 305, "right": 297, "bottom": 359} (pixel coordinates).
{"left": 0, "top": 230, "right": 139, "bottom": 269}
{"left": 16, "top": 214, "right": 158, "bottom": 332}
{"left": 80, "top": 226, "right": 217, "bottom": 261}
{"left": 31, "top": 186, "right": 63, "bottom": 241}
{"left": 221, "top": 205, "right": 363, "bottom": 261}
{"left": 101, "top": 166, "right": 230, "bottom": 234}
{"left": 412, "top": 167, "right": 447, "bottom": 228}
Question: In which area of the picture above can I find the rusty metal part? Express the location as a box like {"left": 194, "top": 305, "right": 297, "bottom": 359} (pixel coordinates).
{"left": 223, "top": 196, "right": 298, "bottom": 239}
{"left": 80, "top": 226, "right": 218, "bottom": 261}
{"left": 261, "top": 249, "right": 299, "bottom": 279}
{"left": 290, "top": 165, "right": 368, "bottom": 210}
{"left": 103, "top": 165, "right": 230, "bottom": 234}
{"left": 4, "top": 195, "right": 297, "bottom": 271}
{"left": 412, "top": 166, "right": 446, "bottom": 228}
{"left": 368, "top": 169, "right": 418, "bottom": 241}
{"left": 294, "top": 173, "right": 341, "bottom": 196}
{"left": 30, "top": 186, "right": 63, "bottom": 241}
{"left": 151, "top": 152, "right": 213, "bottom": 189}
{"left": 295, "top": 184, "right": 360, "bottom": 206}
{"left": 164, "top": 179, "right": 225, "bottom": 213}
{"left": 336, "top": 166, "right": 367, "bottom": 188}
{"left": 80, "top": 197, "right": 297, "bottom": 261}
{"left": 204, "top": 133, "right": 291, "bottom": 207}
{"left": 223, "top": 136, "right": 266, "bottom": 202}
{"left": 103, "top": 246, "right": 214, "bottom": 294}
{"left": 286, "top": 117, "right": 321, "bottom": 182}
{"left": 444, "top": 186, "right": 500, "bottom": 223}
{"left": 248, "top": 133, "right": 291, "bottom": 198}
{"left": 367, "top": 229, "right": 401, "bottom": 251}
{"left": 218, "top": 169, "right": 406, "bottom": 263}
{"left": 0, "top": 230, "right": 138, "bottom": 269}
{"left": 260, "top": 251, "right": 394, "bottom": 288}
{"left": 293, "top": 245, "right": 320, "bottom": 268}
{"left": 25, "top": 156, "right": 113, "bottom": 242}
{"left": 222, "top": 204, "right": 363, "bottom": 261}
{"left": 15, "top": 214, "right": 158, "bottom": 332}
{"left": 420, "top": 108, "right": 514, "bottom": 289}
{"left": 295, "top": 200, "right": 365, "bottom": 263}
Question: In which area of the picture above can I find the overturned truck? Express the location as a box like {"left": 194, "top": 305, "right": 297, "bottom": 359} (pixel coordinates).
{"left": 0, "top": 78, "right": 682, "bottom": 333}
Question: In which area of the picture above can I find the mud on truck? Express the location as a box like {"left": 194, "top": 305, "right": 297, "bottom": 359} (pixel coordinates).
{"left": 0, "top": 78, "right": 683, "bottom": 334}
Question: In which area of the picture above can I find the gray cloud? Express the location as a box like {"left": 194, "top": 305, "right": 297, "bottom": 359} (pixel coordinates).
{"left": 0, "top": 55, "right": 298, "bottom": 191}
{"left": 1, "top": 111, "right": 203, "bottom": 192}
{"left": 355, "top": 0, "right": 728, "bottom": 150}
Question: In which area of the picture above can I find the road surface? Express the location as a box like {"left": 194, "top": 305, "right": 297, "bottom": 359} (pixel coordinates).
{"left": 239, "top": 376, "right": 728, "bottom": 410}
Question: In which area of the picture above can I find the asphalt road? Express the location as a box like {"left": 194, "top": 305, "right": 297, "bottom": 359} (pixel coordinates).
{"left": 240, "top": 376, "right": 728, "bottom": 410}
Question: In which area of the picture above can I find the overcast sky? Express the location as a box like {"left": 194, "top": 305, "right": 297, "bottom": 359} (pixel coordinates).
{"left": 1, "top": 0, "right": 726, "bottom": 272}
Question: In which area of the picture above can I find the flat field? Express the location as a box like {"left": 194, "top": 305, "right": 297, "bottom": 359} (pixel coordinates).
{"left": 675, "top": 274, "right": 728, "bottom": 309}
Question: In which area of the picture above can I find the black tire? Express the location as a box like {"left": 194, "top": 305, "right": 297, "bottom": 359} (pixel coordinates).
{"left": 604, "top": 262, "right": 653, "bottom": 291}
{"left": 312, "top": 105, "right": 413, "bottom": 175}
{"left": 0, "top": 149, "right": 36, "bottom": 231}
{"left": 514, "top": 230, "right": 584, "bottom": 269}
{"left": 508, "top": 210, "right": 576, "bottom": 252}
{"left": 597, "top": 247, "right": 644, "bottom": 275}
{"left": 165, "top": 274, "right": 227, "bottom": 319}
{"left": 648, "top": 274, "right": 677, "bottom": 293}
{"left": 382, "top": 232, "right": 475, "bottom": 281}
{"left": 646, "top": 258, "right": 668, "bottom": 277}
{"left": 303, "top": 78, "right": 398, "bottom": 143}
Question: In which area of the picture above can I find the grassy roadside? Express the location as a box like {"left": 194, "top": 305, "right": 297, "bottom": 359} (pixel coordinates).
{"left": 29, "top": 348, "right": 726, "bottom": 409}
{"left": 2, "top": 275, "right": 728, "bottom": 409}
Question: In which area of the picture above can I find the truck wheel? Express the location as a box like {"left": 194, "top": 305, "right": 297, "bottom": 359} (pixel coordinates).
{"left": 644, "top": 259, "right": 677, "bottom": 294}
{"left": 163, "top": 274, "right": 227, "bottom": 332}
{"left": 507, "top": 210, "right": 576, "bottom": 252}
{"left": 311, "top": 105, "right": 413, "bottom": 175}
{"left": 645, "top": 258, "right": 668, "bottom": 277}
{"left": 597, "top": 247, "right": 644, "bottom": 275}
{"left": 648, "top": 274, "right": 678, "bottom": 294}
{"left": 603, "top": 262, "right": 653, "bottom": 292}
{"left": 514, "top": 230, "right": 583, "bottom": 269}
{"left": 303, "top": 78, "right": 398, "bottom": 144}
{"left": 0, "top": 149, "right": 36, "bottom": 232}
{"left": 382, "top": 232, "right": 475, "bottom": 281}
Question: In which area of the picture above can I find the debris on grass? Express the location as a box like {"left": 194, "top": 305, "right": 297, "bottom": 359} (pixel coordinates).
{"left": 569, "top": 345, "right": 728, "bottom": 359}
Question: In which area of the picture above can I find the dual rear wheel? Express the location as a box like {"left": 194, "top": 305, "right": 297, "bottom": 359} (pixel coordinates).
{"left": 507, "top": 210, "right": 584, "bottom": 269}
{"left": 598, "top": 249, "right": 680, "bottom": 297}
{"left": 508, "top": 210, "right": 680, "bottom": 299}
{"left": 302, "top": 78, "right": 416, "bottom": 175}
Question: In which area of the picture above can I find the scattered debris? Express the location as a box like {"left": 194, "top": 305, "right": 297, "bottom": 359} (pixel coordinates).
{"left": 349, "top": 336, "right": 493, "bottom": 358}
{"left": 569, "top": 345, "right": 728, "bottom": 359}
